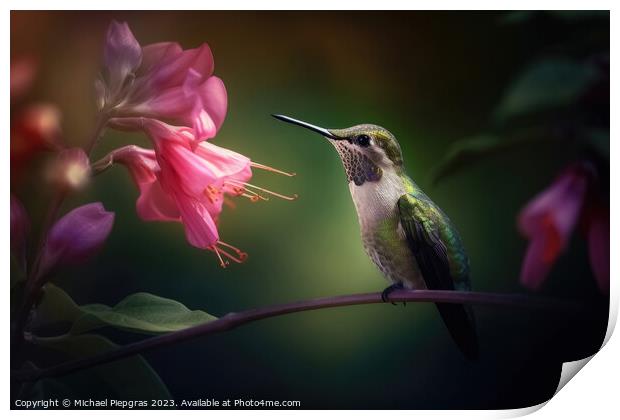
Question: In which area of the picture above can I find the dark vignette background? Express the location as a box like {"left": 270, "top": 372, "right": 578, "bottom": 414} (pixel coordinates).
{"left": 11, "top": 11, "right": 609, "bottom": 409}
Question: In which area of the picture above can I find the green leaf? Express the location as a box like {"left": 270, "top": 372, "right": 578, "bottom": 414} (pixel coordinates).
{"left": 33, "top": 284, "right": 82, "bottom": 328}
{"left": 32, "top": 334, "right": 171, "bottom": 399}
{"left": 72, "top": 292, "right": 217, "bottom": 335}
{"left": 35, "top": 284, "right": 217, "bottom": 335}
{"left": 495, "top": 59, "right": 597, "bottom": 121}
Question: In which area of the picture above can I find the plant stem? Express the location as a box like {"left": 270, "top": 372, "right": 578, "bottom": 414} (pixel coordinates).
{"left": 13, "top": 290, "right": 582, "bottom": 382}
{"left": 11, "top": 190, "right": 67, "bottom": 349}
{"left": 11, "top": 112, "right": 109, "bottom": 354}
{"left": 84, "top": 112, "right": 109, "bottom": 156}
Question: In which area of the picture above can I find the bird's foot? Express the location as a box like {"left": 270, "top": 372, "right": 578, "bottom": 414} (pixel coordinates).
{"left": 381, "top": 282, "right": 405, "bottom": 306}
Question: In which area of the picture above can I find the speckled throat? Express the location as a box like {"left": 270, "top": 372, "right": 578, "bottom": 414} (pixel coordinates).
{"left": 331, "top": 141, "right": 383, "bottom": 186}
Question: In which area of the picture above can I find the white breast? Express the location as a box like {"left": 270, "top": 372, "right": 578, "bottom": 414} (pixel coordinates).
{"left": 349, "top": 169, "right": 406, "bottom": 231}
{"left": 348, "top": 170, "right": 426, "bottom": 289}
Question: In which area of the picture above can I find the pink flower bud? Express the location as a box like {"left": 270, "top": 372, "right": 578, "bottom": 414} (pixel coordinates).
{"left": 38, "top": 203, "right": 115, "bottom": 279}
{"left": 10, "top": 195, "right": 30, "bottom": 272}
{"left": 103, "top": 20, "right": 142, "bottom": 101}
{"left": 47, "top": 148, "right": 91, "bottom": 191}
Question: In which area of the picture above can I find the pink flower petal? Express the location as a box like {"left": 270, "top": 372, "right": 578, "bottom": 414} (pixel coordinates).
{"left": 521, "top": 220, "right": 560, "bottom": 290}
{"left": 181, "top": 71, "right": 226, "bottom": 140}
{"left": 136, "top": 181, "right": 180, "bottom": 221}
{"left": 100, "top": 22, "right": 225, "bottom": 143}
{"left": 138, "top": 70, "right": 225, "bottom": 141}
{"left": 106, "top": 145, "right": 179, "bottom": 222}
{"left": 148, "top": 43, "right": 214, "bottom": 89}
{"left": 518, "top": 164, "right": 590, "bottom": 289}
{"left": 518, "top": 171, "right": 587, "bottom": 240}
{"left": 174, "top": 193, "right": 219, "bottom": 249}
{"left": 110, "top": 145, "right": 159, "bottom": 185}
{"left": 157, "top": 139, "right": 220, "bottom": 197}
{"left": 39, "top": 203, "right": 115, "bottom": 278}
{"left": 103, "top": 21, "right": 142, "bottom": 97}
{"left": 141, "top": 42, "right": 183, "bottom": 73}
{"left": 198, "top": 76, "right": 227, "bottom": 133}
{"left": 195, "top": 141, "right": 251, "bottom": 180}
{"left": 191, "top": 108, "right": 218, "bottom": 141}
{"left": 138, "top": 119, "right": 219, "bottom": 196}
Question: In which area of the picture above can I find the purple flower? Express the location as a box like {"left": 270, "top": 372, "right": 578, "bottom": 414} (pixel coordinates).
{"left": 38, "top": 203, "right": 115, "bottom": 278}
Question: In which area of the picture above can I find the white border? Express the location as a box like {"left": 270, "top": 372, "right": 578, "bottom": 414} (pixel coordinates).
{"left": 4, "top": 2, "right": 617, "bottom": 419}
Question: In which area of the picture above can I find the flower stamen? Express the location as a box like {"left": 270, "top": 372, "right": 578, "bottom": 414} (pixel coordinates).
{"left": 251, "top": 162, "right": 296, "bottom": 177}
{"left": 209, "top": 241, "right": 248, "bottom": 267}
{"left": 204, "top": 185, "right": 222, "bottom": 203}
{"left": 210, "top": 245, "right": 229, "bottom": 268}
{"left": 226, "top": 179, "right": 297, "bottom": 201}
{"left": 241, "top": 192, "right": 266, "bottom": 202}
{"left": 226, "top": 180, "right": 269, "bottom": 202}
{"left": 217, "top": 240, "right": 248, "bottom": 261}
{"left": 242, "top": 182, "right": 298, "bottom": 201}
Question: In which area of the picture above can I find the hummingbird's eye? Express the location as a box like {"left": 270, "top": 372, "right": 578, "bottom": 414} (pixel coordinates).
{"left": 355, "top": 134, "right": 371, "bottom": 147}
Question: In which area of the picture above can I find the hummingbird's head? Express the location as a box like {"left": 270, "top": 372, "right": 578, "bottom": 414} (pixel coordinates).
{"left": 273, "top": 115, "right": 403, "bottom": 186}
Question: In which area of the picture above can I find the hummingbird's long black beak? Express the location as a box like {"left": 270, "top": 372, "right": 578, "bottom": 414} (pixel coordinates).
{"left": 272, "top": 114, "right": 342, "bottom": 140}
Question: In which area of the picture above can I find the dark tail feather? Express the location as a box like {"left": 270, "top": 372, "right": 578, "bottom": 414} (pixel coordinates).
{"left": 435, "top": 303, "right": 479, "bottom": 360}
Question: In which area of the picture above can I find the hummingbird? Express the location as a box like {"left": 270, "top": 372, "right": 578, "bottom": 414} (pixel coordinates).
{"left": 273, "top": 114, "right": 478, "bottom": 359}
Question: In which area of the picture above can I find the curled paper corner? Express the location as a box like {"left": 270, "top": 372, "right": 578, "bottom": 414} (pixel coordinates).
{"left": 601, "top": 293, "right": 618, "bottom": 348}
{"left": 544, "top": 298, "right": 617, "bottom": 406}
{"left": 502, "top": 401, "right": 548, "bottom": 418}
{"left": 554, "top": 355, "right": 594, "bottom": 396}
{"left": 503, "top": 356, "right": 598, "bottom": 418}
{"left": 553, "top": 304, "right": 616, "bottom": 397}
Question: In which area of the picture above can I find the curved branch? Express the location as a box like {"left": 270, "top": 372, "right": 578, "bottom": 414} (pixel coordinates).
{"left": 13, "top": 290, "right": 582, "bottom": 382}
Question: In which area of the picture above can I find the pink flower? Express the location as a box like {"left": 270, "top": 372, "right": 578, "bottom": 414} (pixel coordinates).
{"left": 95, "top": 20, "right": 296, "bottom": 267}
{"left": 38, "top": 203, "right": 115, "bottom": 279}
{"left": 100, "top": 118, "right": 296, "bottom": 266}
{"left": 11, "top": 195, "right": 30, "bottom": 272}
{"left": 98, "top": 21, "right": 226, "bottom": 143}
{"left": 99, "top": 145, "right": 176, "bottom": 222}
{"left": 518, "top": 162, "right": 608, "bottom": 292}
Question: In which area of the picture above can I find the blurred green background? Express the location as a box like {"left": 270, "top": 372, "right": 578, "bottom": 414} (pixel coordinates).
{"left": 11, "top": 11, "right": 609, "bottom": 409}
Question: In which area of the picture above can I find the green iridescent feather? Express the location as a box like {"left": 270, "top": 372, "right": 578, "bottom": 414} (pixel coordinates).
{"left": 399, "top": 176, "right": 471, "bottom": 290}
